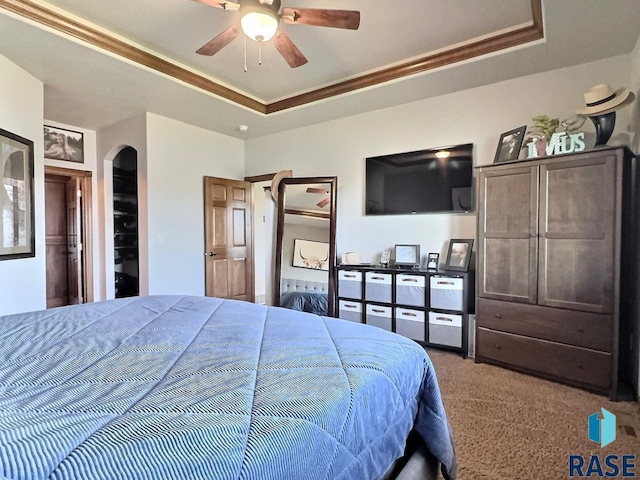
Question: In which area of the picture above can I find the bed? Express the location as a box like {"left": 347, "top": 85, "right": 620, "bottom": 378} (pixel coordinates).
{"left": 279, "top": 278, "right": 328, "bottom": 315}
{"left": 0, "top": 295, "right": 455, "bottom": 480}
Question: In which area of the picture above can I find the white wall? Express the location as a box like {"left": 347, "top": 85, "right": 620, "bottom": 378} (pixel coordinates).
{"left": 43, "top": 120, "right": 101, "bottom": 302}
{"left": 245, "top": 54, "right": 633, "bottom": 265}
{"left": 145, "top": 113, "right": 244, "bottom": 295}
{"left": 97, "top": 114, "right": 148, "bottom": 300}
{"left": 0, "top": 54, "right": 45, "bottom": 315}
{"left": 628, "top": 34, "right": 640, "bottom": 398}
{"left": 252, "top": 181, "right": 270, "bottom": 304}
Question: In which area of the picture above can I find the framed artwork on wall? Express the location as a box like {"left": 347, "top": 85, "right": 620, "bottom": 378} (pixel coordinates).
{"left": 444, "top": 239, "right": 474, "bottom": 272}
{"left": 44, "top": 125, "right": 84, "bottom": 163}
{"left": 0, "top": 128, "right": 35, "bottom": 260}
{"left": 293, "top": 239, "right": 330, "bottom": 271}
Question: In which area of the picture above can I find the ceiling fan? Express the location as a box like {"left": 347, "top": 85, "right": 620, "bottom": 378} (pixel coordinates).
{"left": 192, "top": 0, "right": 361, "bottom": 68}
{"left": 306, "top": 187, "right": 330, "bottom": 208}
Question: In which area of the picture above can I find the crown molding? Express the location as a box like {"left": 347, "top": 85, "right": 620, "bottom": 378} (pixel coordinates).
{"left": 0, "top": 0, "right": 543, "bottom": 115}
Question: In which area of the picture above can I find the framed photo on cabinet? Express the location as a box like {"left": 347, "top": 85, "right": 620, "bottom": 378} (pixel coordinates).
{"left": 444, "top": 239, "right": 473, "bottom": 272}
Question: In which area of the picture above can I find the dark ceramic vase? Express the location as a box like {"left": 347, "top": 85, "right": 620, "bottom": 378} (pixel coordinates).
{"left": 589, "top": 112, "right": 616, "bottom": 146}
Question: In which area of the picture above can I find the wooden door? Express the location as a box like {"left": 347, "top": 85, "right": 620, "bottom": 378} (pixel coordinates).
{"left": 204, "top": 177, "right": 253, "bottom": 301}
{"left": 45, "top": 175, "right": 69, "bottom": 308}
{"left": 538, "top": 154, "right": 617, "bottom": 313}
{"left": 478, "top": 166, "right": 539, "bottom": 303}
{"left": 66, "top": 177, "right": 83, "bottom": 305}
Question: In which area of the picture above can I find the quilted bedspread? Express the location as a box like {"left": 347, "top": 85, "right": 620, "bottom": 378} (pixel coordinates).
{"left": 0, "top": 296, "right": 455, "bottom": 480}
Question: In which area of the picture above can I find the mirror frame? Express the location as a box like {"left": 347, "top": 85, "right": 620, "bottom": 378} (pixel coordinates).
{"left": 274, "top": 176, "right": 337, "bottom": 316}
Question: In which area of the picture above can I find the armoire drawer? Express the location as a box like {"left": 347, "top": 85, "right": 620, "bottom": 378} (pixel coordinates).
{"left": 477, "top": 328, "right": 611, "bottom": 391}
{"left": 476, "top": 298, "right": 612, "bottom": 352}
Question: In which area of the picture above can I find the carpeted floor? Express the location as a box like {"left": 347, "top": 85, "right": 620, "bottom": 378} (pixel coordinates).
{"left": 427, "top": 350, "right": 640, "bottom": 479}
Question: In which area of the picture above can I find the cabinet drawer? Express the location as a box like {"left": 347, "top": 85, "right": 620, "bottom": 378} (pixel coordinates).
{"left": 396, "top": 274, "right": 426, "bottom": 307}
{"left": 430, "top": 276, "right": 464, "bottom": 311}
{"left": 395, "top": 308, "right": 426, "bottom": 342}
{"left": 476, "top": 298, "right": 612, "bottom": 352}
{"left": 338, "top": 300, "right": 363, "bottom": 324}
{"left": 338, "top": 271, "right": 363, "bottom": 299}
{"left": 365, "top": 272, "right": 392, "bottom": 303}
{"left": 428, "top": 312, "right": 462, "bottom": 348}
{"left": 477, "top": 328, "right": 611, "bottom": 390}
{"left": 366, "top": 304, "right": 392, "bottom": 332}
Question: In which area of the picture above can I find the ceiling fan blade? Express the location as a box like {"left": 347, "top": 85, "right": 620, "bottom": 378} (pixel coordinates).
{"left": 317, "top": 197, "right": 330, "bottom": 208}
{"left": 281, "top": 8, "right": 361, "bottom": 30}
{"left": 306, "top": 187, "right": 329, "bottom": 194}
{"left": 196, "top": 26, "right": 239, "bottom": 56}
{"left": 273, "top": 30, "right": 308, "bottom": 68}
{"left": 190, "top": 0, "right": 240, "bottom": 11}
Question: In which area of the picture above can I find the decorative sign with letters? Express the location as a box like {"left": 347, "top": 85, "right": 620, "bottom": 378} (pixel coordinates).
{"left": 526, "top": 131, "right": 586, "bottom": 159}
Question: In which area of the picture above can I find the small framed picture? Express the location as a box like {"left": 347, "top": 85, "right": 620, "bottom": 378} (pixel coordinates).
{"left": 380, "top": 249, "right": 391, "bottom": 267}
{"left": 44, "top": 125, "right": 84, "bottom": 163}
{"left": 395, "top": 244, "right": 420, "bottom": 267}
{"left": 444, "top": 239, "right": 474, "bottom": 272}
{"left": 427, "top": 253, "right": 439, "bottom": 270}
{"left": 493, "top": 126, "right": 526, "bottom": 163}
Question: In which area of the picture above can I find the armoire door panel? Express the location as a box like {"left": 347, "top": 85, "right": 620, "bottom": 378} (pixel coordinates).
{"left": 483, "top": 238, "right": 534, "bottom": 301}
{"left": 538, "top": 156, "right": 616, "bottom": 313}
{"left": 483, "top": 172, "right": 533, "bottom": 235}
{"left": 478, "top": 166, "right": 538, "bottom": 303}
{"left": 542, "top": 238, "right": 613, "bottom": 312}
{"left": 543, "top": 163, "right": 610, "bottom": 237}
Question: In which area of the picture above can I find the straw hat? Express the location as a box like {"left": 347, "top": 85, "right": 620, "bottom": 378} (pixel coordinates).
{"left": 576, "top": 83, "right": 635, "bottom": 116}
{"left": 270, "top": 170, "right": 293, "bottom": 202}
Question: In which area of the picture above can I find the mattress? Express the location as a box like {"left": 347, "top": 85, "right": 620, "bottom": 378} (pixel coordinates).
{"left": 0, "top": 295, "right": 455, "bottom": 480}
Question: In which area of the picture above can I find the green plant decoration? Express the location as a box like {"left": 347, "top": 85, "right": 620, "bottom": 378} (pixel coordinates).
{"left": 524, "top": 114, "right": 586, "bottom": 146}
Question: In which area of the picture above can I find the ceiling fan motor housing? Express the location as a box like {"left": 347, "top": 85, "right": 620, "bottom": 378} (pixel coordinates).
{"left": 241, "top": 0, "right": 281, "bottom": 15}
{"left": 240, "top": 0, "right": 282, "bottom": 42}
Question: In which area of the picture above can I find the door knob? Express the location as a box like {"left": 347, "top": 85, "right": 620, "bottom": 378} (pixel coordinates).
{"left": 204, "top": 252, "right": 217, "bottom": 257}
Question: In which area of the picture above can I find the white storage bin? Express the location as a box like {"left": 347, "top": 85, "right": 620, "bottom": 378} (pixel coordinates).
{"left": 338, "top": 300, "right": 363, "bottom": 323}
{"left": 365, "top": 304, "right": 392, "bottom": 332}
{"left": 338, "top": 270, "right": 363, "bottom": 299}
{"left": 365, "top": 272, "right": 392, "bottom": 303}
{"left": 428, "top": 311, "right": 463, "bottom": 348}
{"left": 430, "top": 276, "right": 464, "bottom": 311}
{"left": 396, "top": 274, "right": 426, "bottom": 307}
{"left": 395, "top": 307, "right": 426, "bottom": 342}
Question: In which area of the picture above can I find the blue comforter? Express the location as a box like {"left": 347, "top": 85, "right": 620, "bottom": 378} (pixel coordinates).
{"left": 0, "top": 296, "right": 455, "bottom": 480}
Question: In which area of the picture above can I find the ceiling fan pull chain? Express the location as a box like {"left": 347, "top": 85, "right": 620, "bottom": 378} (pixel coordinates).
{"left": 244, "top": 34, "right": 248, "bottom": 73}
{"left": 259, "top": 42, "right": 262, "bottom": 66}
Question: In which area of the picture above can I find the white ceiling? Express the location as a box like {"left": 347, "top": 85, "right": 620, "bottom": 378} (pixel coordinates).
{"left": 0, "top": 0, "right": 639, "bottom": 139}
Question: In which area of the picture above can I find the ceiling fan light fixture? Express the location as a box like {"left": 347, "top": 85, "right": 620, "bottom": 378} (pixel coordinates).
{"left": 241, "top": 10, "right": 279, "bottom": 42}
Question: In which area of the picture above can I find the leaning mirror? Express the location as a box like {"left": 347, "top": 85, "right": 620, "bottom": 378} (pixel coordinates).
{"left": 274, "top": 177, "right": 337, "bottom": 316}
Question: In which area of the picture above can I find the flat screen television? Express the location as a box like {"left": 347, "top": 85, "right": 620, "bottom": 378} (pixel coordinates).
{"left": 365, "top": 143, "right": 474, "bottom": 215}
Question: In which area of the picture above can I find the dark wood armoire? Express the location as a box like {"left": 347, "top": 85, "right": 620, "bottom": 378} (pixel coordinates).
{"left": 475, "top": 146, "right": 638, "bottom": 400}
